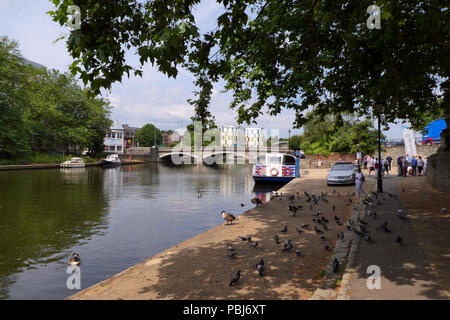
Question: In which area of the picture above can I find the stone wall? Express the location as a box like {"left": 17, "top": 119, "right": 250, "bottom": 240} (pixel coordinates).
{"left": 380, "top": 145, "right": 439, "bottom": 160}
{"left": 426, "top": 152, "right": 450, "bottom": 193}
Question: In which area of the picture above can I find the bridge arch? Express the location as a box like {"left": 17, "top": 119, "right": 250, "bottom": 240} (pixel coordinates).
{"left": 159, "top": 152, "right": 200, "bottom": 164}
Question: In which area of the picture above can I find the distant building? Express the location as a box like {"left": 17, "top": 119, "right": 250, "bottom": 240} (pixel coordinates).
{"left": 162, "top": 131, "right": 181, "bottom": 145}
{"left": 220, "top": 126, "right": 265, "bottom": 148}
{"left": 122, "top": 124, "right": 140, "bottom": 149}
{"left": 104, "top": 123, "right": 124, "bottom": 154}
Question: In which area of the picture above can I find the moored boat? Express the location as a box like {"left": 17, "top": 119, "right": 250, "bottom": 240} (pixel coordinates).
{"left": 252, "top": 153, "right": 296, "bottom": 183}
{"left": 101, "top": 153, "right": 121, "bottom": 168}
{"left": 60, "top": 157, "right": 85, "bottom": 168}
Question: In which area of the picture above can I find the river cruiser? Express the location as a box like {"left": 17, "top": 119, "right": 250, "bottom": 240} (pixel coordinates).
{"left": 252, "top": 153, "right": 296, "bottom": 183}
{"left": 101, "top": 153, "right": 122, "bottom": 168}
{"left": 60, "top": 157, "right": 85, "bottom": 168}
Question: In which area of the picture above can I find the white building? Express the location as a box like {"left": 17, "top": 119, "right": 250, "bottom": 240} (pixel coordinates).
{"left": 220, "top": 126, "right": 264, "bottom": 148}
{"left": 104, "top": 123, "right": 124, "bottom": 154}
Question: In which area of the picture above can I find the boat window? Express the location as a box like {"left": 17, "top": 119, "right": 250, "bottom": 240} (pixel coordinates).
{"left": 268, "top": 156, "right": 282, "bottom": 164}
{"left": 256, "top": 155, "right": 266, "bottom": 165}
{"left": 283, "top": 156, "right": 296, "bottom": 165}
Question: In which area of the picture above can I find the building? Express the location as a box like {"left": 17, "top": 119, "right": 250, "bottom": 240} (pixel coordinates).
{"left": 122, "top": 124, "right": 140, "bottom": 149}
{"left": 220, "top": 126, "right": 265, "bottom": 148}
{"left": 162, "top": 131, "right": 182, "bottom": 146}
{"left": 104, "top": 123, "right": 124, "bottom": 154}
{"left": 245, "top": 128, "right": 264, "bottom": 148}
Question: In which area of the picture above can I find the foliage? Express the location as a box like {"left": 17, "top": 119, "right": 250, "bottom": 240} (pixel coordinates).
{"left": 136, "top": 123, "right": 162, "bottom": 147}
{"left": 48, "top": 0, "right": 448, "bottom": 131}
{"left": 0, "top": 36, "right": 112, "bottom": 159}
{"left": 289, "top": 112, "right": 383, "bottom": 155}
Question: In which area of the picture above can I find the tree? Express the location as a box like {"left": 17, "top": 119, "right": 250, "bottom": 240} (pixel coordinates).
{"left": 288, "top": 135, "right": 302, "bottom": 151}
{"left": 0, "top": 36, "right": 32, "bottom": 157}
{"left": 136, "top": 123, "right": 162, "bottom": 147}
{"left": 48, "top": 1, "right": 448, "bottom": 140}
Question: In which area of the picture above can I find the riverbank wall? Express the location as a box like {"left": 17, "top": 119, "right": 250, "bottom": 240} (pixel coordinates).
{"left": 0, "top": 159, "right": 143, "bottom": 171}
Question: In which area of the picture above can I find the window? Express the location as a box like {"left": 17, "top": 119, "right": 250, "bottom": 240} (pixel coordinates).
{"left": 106, "top": 132, "right": 111, "bottom": 138}
{"left": 112, "top": 132, "right": 116, "bottom": 138}
{"left": 117, "top": 146, "right": 122, "bottom": 152}
{"left": 268, "top": 156, "right": 282, "bottom": 164}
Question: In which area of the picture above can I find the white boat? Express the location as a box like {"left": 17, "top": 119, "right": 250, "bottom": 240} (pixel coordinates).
{"left": 252, "top": 153, "right": 297, "bottom": 183}
{"left": 101, "top": 153, "right": 121, "bottom": 168}
{"left": 60, "top": 157, "right": 85, "bottom": 168}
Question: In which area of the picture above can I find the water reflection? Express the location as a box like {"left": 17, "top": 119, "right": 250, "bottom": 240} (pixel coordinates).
{"left": 0, "top": 164, "right": 282, "bottom": 299}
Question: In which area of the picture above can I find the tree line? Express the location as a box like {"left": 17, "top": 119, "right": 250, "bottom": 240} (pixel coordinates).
{"left": 0, "top": 36, "right": 112, "bottom": 160}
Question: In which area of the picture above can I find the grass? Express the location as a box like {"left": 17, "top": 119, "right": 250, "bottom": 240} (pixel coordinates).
{"left": 0, "top": 152, "right": 100, "bottom": 165}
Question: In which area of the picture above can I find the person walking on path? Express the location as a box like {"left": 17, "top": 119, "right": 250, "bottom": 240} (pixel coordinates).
{"left": 368, "top": 156, "right": 375, "bottom": 175}
{"left": 363, "top": 155, "right": 368, "bottom": 169}
{"left": 423, "top": 157, "right": 428, "bottom": 176}
{"left": 417, "top": 156, "right": 424, "bottom": 176}
{"left": 353, "top": 168, "right": 367, "bottom": 198}
{"left": 383, "top": 157, "right": 390, "bottom": 175}
{"left": 411, "top": 156, "right": 418, "bottom": 176}
{"left": 397, "top": 155, "right": 403, "bottom": 176}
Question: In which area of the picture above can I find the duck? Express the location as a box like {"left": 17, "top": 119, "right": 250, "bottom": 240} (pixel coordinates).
{"left": 221, "top": 211, "right": 236, "bottom": 225}
{"left": 69, "top": 253, "right": 80, "bottom": 266}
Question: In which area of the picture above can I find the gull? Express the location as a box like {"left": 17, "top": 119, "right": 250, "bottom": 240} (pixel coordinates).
{"left": 221, "top": 211, "right": 236, "bottom": 225}
{"left": 229, "top": 270, "right": 241, "bottom": 286}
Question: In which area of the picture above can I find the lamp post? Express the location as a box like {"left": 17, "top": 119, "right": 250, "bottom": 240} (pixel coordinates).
{"left": 377, "top": 112, "right": 383, "bottom": 193}
{"left": 288, "top": 129, "right": 291, "bottom": 152}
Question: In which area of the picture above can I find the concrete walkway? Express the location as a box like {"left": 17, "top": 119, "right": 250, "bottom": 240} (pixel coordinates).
{"left": 340, "top": 174, "right": 449, "bottom": 300}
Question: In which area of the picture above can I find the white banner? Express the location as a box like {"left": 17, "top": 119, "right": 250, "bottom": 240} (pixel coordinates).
{"left": 402, "top": 129, "right": 417, "bottom": 156}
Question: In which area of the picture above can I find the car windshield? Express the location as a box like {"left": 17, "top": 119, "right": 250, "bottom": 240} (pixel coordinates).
{"left": 332, "top": 163, "right": 354, "bottom": 171}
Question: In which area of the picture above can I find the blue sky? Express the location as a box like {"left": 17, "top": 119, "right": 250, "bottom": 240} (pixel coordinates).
{"left": 0, "top": 0, "right": 409, "bottom": 139}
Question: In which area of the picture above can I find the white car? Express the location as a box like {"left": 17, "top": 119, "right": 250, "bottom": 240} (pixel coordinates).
{"left": 327, "top": 162, "right": 357, "bottom": 185}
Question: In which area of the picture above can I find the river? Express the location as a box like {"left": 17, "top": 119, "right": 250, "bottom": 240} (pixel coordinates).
{"left": 0, "top": 164, "right": 280, "bottom": 299}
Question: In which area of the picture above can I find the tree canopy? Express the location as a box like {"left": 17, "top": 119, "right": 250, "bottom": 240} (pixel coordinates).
{"left": 48, "top": 0, "right": 448, "bottom": 132}
{"left": 136, "top": 123, "right": 162, "bottom": 147}
{"left": 0, "top": 36, "right": 112, "bottom": 158}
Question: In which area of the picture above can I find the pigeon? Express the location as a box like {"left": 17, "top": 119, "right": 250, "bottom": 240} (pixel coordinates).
{"left": 332, "top": 258, "right": 339, "bottom": 273}
{"left": 288, "top": 205, "right": 298, "bottom": 217}
{"left": 295, "top": 249, "right": 302, "bottom": 257}
{"left": 312, "top": 210, "right": 320, "bottom": 216}
{"left": 376, "top": 220, "right": 391, "bottom": 233}
{"left": 221, "top": 211, "right": 236, "bottom": 225}
{"left": 314, "top": 226, "right": 324, "bottom": 234}
{"left": 227, "top": 243, "right": 234, "bottom": 251}
{"left": 251, "top": 241, "right": 259, "bottom": 249}
{"left": 324, "top": 244, "right": 330, "bottom": 251}
{"left": 304, "top": 192, "right": 310, "bottom": 197}
{"left": 295, "top": 228, "right": 304, "bottom": 234}
{"left": 332, "top": 205, "right": 336, "bottom": 211}
{"left": 396, "top": 235, "right": 403, "bottom": 245}
{"left": 246, "top": 236, "right": 252, "bottom": 242}
{"left": 289, "top": 194, "right": 295, "bottom": 202}
{"left": 227, "top": 252, "right": 237, "bottom": 259}
{"left": 358, "top": 217, "right": 368, "bottom": 225}
{"left": 239, "top": 236, "right": 248, "bottom": 241}
{"left": 365, "top": 233, "right": 373, "bottom": 242}
{"left": 256, "top": 259, "right": 264, "bottom": 277}
{"left": 321, "top": 217, "right": 329, "bottom": 223}
{"left": 229, "top": 270, "right": 241, "bottom": 286}
{"left": 251, "top": 198, "right": 263, "bottom": 206}
{"left": 367, "top": 211, "right": 377, "bottom": 219}
{"left": 320, "top": 235, "right": 326, "bottom": 241}
{"left": 387, "top": 192, "right": 393, "bottom": 197}
{"left": 274, "top": 234, "right": 280, "bottom": 244}
{"left": 334, "top": 216, "right": 343, "bottom": 226}
{"left": 282, "top": 240, "right": 293, "bottom": 252}
{"left": 337, "top": 231, "right": 344, "bottom": 240}
{"left": 69, "top": 253, "right": 81, "bottom": 266}
{"left": 301, "top": 224, "right": 310, "bottom": 228}
{"left": 281, "top": 225, "right": 288, "bottom": 233}
{"left": 441, "top": 208, "right": 447, "bottom": 214}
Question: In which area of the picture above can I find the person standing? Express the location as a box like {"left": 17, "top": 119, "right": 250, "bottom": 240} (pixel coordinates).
{"left": 397, "top": 155, "right": 403, "bottom": 176}
{"left": 363, "top": 155, "right": 368, "bottom": 169}
{"left": 386, "top": 155, "right": 393, "bottom": 171}
{"left": 417, "top": 155, "right": 424, "bottom": 176}
{"left": 402, "top": 155, "right": 409, "bottom": 177}
{"left": 368, "top": 156, "right": 375, "bottom": 175}
{"left": 354, "top": 168, "right": 367, "bottom": 198}
{"left": 423, "top": 156, "right": 428, "bottom": 176}
{"left": 411, "top": 156, "right": 418, "bottom": 176}
{"left": 383, "top": 157, "right": 390, "bottom": 175}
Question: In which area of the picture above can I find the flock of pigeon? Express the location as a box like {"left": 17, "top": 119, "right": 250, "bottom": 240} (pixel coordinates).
{"left": 223, "top": 188, "right": 448, "bottom": 287}
{"left": 223, "top": 191, "right": 352, "bottom": 287}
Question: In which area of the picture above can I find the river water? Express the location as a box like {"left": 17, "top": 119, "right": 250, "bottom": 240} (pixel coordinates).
{"left": 0, "top": 164, "right": 280, "bottom": 299}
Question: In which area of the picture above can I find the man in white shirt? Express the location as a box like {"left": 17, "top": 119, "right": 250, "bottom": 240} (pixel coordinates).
{"left": 354, "top": 168, "right": 367, "bottom": 198}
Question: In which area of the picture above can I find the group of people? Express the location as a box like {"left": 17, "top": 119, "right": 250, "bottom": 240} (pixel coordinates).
{"left": 362, "top": 155, "right": 393, "bottom": 176}
{"left": 354, "top": 153, "right": 428, "bottom": 198}
{"left": 396, "top": 154, "right": 427, "bottom": 177}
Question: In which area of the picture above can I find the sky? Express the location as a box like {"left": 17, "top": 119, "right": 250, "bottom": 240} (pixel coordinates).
{"left": 0, "top": 0, "right": 409, "bottom": 139}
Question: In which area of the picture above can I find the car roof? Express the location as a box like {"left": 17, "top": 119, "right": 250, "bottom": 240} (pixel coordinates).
{"left": 333, "top": 162, "right": 353, "bottom": 165}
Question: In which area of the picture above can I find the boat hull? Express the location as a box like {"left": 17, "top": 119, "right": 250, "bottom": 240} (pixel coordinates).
{"left": 252, "top": 176, "right": 295, "bottom": 183}
{"left": 101, "top": 160, "right": 121, "bottom": 168}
